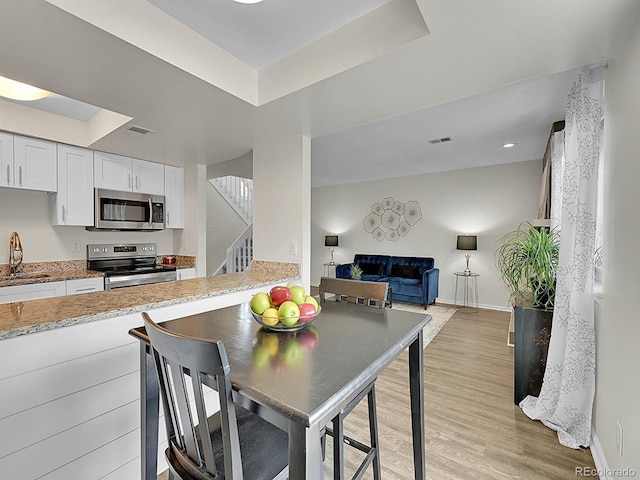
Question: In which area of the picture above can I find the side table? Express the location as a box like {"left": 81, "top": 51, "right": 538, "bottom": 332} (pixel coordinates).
{"left": 323, "top": 263, "right": 337, "bottom": 278}
{"left": 453, "top": 272, "right": 479, "bottom": 312}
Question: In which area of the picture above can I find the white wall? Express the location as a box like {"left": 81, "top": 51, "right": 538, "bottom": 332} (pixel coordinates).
{"left": 311, "top": 160, "right": 542, "bottom": 309}
{"left": 205, "top": 182, "right": 247, "bottom": 275}
{"left": 594, "top": 16, "right": 640, "bottom": 474}
{"left": 0, "top": 188, "right": 175, "bottom": 263}
{"left": 253, "top": 135, "right": 311, "bottom": 289}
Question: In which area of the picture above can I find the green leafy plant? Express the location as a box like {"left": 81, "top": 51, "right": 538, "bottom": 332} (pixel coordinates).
{"left": 495, "top": 223, "right": 560, "bottom": 309}
{"left": 350, "top": 263, "right": 363, "bottom": 280}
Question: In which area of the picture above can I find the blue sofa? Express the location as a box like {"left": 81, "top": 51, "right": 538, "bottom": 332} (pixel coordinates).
{"left": 335, "top": 254, "right": 439, "bottom": 309}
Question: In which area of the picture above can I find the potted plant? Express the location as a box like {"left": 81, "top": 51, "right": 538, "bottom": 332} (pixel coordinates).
{"left": 495, "top": 222, "right": 560, "bottom": 404}
{"left": 496, "top": 222, "right": 560, "bottom": 309}
{"left": 349, "top": 263, "right": 363, "bottom": 280}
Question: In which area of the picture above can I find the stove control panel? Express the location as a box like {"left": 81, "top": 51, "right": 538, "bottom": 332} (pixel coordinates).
{"left": 87, "top": 243, "right": 158, "bottom": 260}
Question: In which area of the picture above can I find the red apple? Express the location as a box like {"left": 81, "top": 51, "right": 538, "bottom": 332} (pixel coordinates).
{"left": 270, "top": 286, "right": 292, "bottom": 307}
{"left": 298, "top": 303, "right": 317, "bottom": 322}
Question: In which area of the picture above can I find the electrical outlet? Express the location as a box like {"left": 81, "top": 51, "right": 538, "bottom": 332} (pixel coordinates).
{"left": 290, "top": 241, "right": 298, "bottom": 255}
{"left": 71, "top": 241, "right": 81, "bottom": 253}
{"left": 616, "top": 420, "right": 623, "bottom": 456}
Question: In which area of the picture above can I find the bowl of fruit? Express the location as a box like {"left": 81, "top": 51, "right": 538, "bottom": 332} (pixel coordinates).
{"left": 249, "top": 283, "right": 321, "bottom": 332}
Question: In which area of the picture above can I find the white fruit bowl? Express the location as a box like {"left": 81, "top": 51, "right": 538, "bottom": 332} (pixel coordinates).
{"left": 250, "top": 306, "right": 321, "bottom": 332}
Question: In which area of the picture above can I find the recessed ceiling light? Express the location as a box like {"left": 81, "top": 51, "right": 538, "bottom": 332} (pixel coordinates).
{"left": 233, "top": 0, "right": 263, "bottom": 3}
{"left": 0, "top": 75, "right": 52, "bottom": 101}
{"left": 502, "top": 143, "right": 516, "bottom": 148}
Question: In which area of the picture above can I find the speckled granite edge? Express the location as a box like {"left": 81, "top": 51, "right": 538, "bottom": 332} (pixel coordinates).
{"left": 0, "top": 271, "right": 298, "bottom": 340}
{"left": 0, "top": 259, "right": 87, "bottom": 276}
{"left": 251, "top": 260, "right": 300, "bottom": 277}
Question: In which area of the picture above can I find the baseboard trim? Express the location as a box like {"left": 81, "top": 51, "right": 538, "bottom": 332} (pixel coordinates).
{"left": 590, "top": 426, "right": 611, "bottom": 480}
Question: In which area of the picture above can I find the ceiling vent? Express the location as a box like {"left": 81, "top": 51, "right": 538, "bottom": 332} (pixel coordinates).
{"left": 428, "top": 136, "right": 452, "bottom": 144}
{"left": 125, "top": 125, "right": 155, "bottom": 137}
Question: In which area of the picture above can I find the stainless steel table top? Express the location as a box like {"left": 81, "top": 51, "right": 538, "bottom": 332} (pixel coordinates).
{"left": 133, "top": 300, "right": 431, "bottom": 427}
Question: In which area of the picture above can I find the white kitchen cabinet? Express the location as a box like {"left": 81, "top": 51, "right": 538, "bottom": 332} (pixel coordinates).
{"left": 1, "top": 134, "right": 56, "bottom": 192}
{"left": 0, "top": 131, "right": 14, "bottom": 188}
{"left": 66, "top": 277, "right": 104, "bottom": 295}
{"left": 95, "top": 152, "right": 164, "bottom": 195}
{"left": 51, "top": 145, "right": 94, "bottom": 226}
{"left": 177, "top": 268, "right": 196, "bottom": 280}
{"left": 133, "top": 158, "right": 164, "bottom": 195}
{"left": 94, "top": 151, "right": 132, "bottom": 191}
{"left": 164, "top": 165, "right": 184, "bottom": 228}
{"left": 0, "top": 281, "right": 66, "bottom": 304}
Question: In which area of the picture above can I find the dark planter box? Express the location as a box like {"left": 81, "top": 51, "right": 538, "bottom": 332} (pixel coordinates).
{"left": 514, "top": 306, "right": 553, "bottom": 405}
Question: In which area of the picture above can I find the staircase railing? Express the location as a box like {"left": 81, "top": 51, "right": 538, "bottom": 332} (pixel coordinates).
{"left": 224, "top": 224, "right": 253, "bottom": 274}
{"left": 209, "top": 176, "right": 253, "bottom": 225}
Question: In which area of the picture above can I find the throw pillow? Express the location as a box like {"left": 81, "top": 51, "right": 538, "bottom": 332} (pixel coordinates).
{"left": 390, "top": 264, "right": 421, "bottom": 279}
{"left": 358, "top": 262, "right": 384, "bottom": 275}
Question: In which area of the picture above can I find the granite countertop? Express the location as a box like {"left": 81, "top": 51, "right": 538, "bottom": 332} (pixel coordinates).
{"left": 0, "top": 261, "right": 299, "bottom": 340}
{"left": 0, "top": 269, "right": 104, "bottom": 288}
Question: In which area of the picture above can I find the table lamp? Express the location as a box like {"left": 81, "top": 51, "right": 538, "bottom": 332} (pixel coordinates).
{"left": 324, "top": 235, "right": 339, "bottom": 265}
{"left": 456, "top": 235, "right": 477, "bottom": 275}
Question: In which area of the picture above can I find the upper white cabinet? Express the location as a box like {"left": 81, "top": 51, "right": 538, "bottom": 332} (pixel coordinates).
{"left": 1, "top": 134, "right": 56, "bottom": 192}
{"left": 94, "top": 152, "right": 164, "bottom": 195}
{"left": 51, "top": 145, "right": 94, "bottom": 226}
{"left": 133, "top": 158, "right": 164, "bottom": 195}
{"left": 94, "top": 151, "right": 131, "bottom": 191}
{"left": 164, "top": 165, "right": 184, "bottom": 228}
{"left": 0, "top": 131, "right": 14, "bottom": 188}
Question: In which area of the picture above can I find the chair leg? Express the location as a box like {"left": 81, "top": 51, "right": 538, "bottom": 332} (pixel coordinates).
{"left": 368, "top": 386, "right": 381, "bottom": 480}
{"left": 333, "top": 413, "right": 345, "bottom": 480}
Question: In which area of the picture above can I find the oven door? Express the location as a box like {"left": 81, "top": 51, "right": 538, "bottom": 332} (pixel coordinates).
{"left": 92, "top": 189, "right": 165, "bottom": 230}
{"left": 104, "top": 270, "right": 177, "bottom": 290}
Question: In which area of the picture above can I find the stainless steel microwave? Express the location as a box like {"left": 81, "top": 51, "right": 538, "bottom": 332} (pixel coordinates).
{"left": 89, "top": 188, "right": 165, "bottom": 231}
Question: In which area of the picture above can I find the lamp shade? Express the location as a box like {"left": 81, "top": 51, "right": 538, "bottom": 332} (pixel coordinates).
{"left": 324, "top": 235, "right": 339, "bottom": 247}
{"left": 456, "top": 235, "right": 477, "bottom": 251}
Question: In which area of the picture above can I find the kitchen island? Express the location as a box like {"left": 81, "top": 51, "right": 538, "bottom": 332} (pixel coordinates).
{"left": 0, "top": 261, "right": 299, "bottom": 480}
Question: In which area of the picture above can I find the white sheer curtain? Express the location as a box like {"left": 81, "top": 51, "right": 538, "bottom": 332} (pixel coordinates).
{"left": 520, "top": 66, "right": 604, "bottom": 448}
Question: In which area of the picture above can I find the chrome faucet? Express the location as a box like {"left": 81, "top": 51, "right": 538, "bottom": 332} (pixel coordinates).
{"left": 9, "top": 231, "right": 23, "bottom": 276}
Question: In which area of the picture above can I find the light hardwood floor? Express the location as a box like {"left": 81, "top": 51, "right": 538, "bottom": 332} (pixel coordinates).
{"left": 159, "top": 305, "right": 596, "bottom": 479}
{"left": 331, "top": 304, "right": 597, "bottom": 479}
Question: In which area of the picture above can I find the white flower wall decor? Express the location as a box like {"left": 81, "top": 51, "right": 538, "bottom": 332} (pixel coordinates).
{"left": 362, "top": 197, "right": 422, "bottom": 242}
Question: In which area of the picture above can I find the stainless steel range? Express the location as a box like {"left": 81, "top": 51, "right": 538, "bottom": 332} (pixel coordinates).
{"left": 87, "top": 243, "right": 177, "bottom": 290}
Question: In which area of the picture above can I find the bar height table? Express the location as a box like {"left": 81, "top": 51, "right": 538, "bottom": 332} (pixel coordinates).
{"left": 130, "top": 300, "right": 430, "bottom": 479}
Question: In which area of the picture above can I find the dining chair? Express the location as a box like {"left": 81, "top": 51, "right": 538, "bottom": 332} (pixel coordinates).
{"left": 141, "top": 312, "right": 289, "bottom": 480}
{"left": 318, "top": 276, "right": 390, "bottom": 309}
{"left": 318, "top": 277, "right": 386, "bottom": 480}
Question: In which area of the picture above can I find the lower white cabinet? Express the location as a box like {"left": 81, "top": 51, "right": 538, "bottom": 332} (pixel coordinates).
{"left": 0, "top": 281, "right": 66, "bottom": 304}
{"left": 66, "top": 277, "right": 104, "bottom": 295}
{"left": 177, "top": 268, "right": 196, "bottom": 280}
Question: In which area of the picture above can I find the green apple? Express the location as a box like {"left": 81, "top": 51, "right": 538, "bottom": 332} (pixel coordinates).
{"left": 290, "top": 285, "right": 306, "bottom": 305}
{"left": 278, "top": 301, "right": 300, "bottom": 326}
{"left": 250, "top": 292, "right": 271, "bottom": 314}
{"left": 286, "top": 279, "right": 304, "bottom": 289}
{"left": 304, "top": 295, "right": 319, "bottom": 310}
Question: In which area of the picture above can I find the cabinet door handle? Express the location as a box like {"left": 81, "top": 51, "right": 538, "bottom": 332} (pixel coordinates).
{"left": 167, "top": 212, "right": 170, "bottom": 226}
{"left": 135, "top": 175, "right": 139, "bottom": 190}
{"left": 6, "top": 165, "right": 9, "bottom": 185}
{"left": 62, "top": 205, "right": 66, "bottom": 222}
{"left": 19, "top": 166, "right": 22, "bottom": 186}
{"left": 128, "top": 174, "right": 132, "bottom": 189}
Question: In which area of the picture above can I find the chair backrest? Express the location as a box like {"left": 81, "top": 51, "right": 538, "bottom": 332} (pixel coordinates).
{"left": 318, "top": 276, "right": 389, "bottom": 308}
{"left": 142, "top": 312, "right": 243, "bottom": 479}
